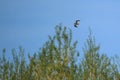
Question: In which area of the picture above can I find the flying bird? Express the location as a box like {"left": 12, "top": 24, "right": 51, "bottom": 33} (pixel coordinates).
{"left": 74, "top": 20, "right": 80, "bottom": 28}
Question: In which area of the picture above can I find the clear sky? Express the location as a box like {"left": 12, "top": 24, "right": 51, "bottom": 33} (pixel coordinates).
{"left": 0, "top": 0, "right": 120, "bottom": 57}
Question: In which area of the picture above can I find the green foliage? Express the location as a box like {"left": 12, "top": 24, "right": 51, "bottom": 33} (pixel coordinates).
{"left": 30, "top": 25, "right": 79, "bottom": 80}
{"left": 0, "top": 47, "right": 27, "bottom": 80}
{"left": 0, "top": 25, "right": 120, "bottom": 80}
{"left": 79, "top": 30, "right": 115, "bottom": 80}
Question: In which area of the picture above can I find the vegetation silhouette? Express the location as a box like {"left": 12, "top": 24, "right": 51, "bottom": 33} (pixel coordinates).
{"left": 0, "top": 24, "right": 120, "bottom": 80}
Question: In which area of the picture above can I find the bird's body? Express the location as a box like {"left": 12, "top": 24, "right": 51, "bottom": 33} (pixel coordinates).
{"left": 74, "top": 20, "right": 80, "bottom": 28}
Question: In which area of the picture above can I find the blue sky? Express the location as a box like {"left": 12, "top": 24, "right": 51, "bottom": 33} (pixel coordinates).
{"left": 0, "top": 0, "right": 120, "bottom": 57}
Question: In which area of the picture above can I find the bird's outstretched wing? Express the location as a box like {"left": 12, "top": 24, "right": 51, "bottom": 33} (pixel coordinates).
{"left": 74, "top": 20, "right": 80, "bottom": 28}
